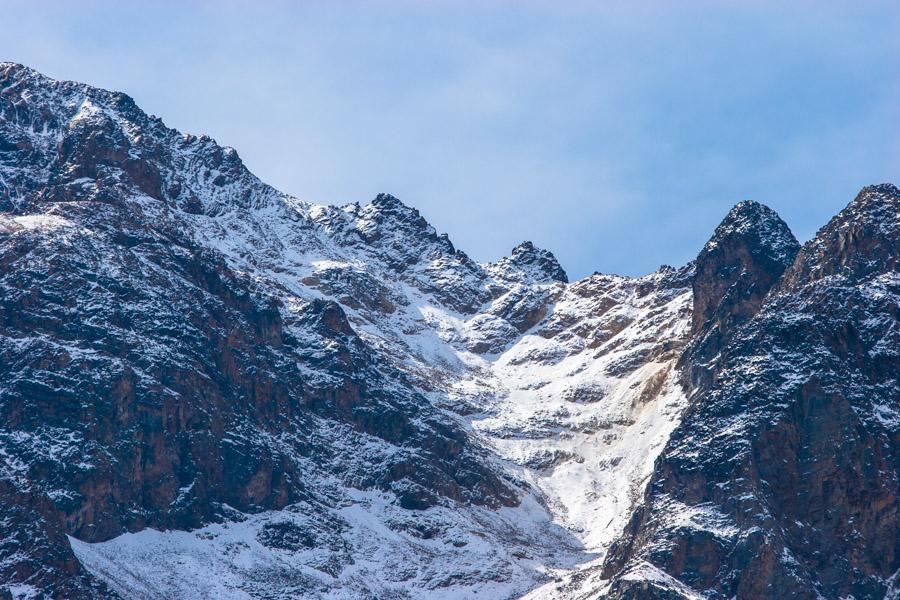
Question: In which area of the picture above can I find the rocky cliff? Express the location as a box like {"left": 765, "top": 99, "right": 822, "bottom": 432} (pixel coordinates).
{"left": 601, "top": 184, "right": 900, "bottom": 599}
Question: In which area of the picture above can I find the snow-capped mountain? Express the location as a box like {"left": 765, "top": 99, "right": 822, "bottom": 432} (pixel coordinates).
{"left": 0, "top": 63, "right": 897, "bottom": 600}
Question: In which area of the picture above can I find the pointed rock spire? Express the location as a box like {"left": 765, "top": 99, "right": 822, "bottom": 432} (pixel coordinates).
{"left": 692, "top": 200, "right": 799, "bottom": 337}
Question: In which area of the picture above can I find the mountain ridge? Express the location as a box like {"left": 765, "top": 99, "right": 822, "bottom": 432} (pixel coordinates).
{"left": 1, "top": 63, "right": 897, "bottom": 600}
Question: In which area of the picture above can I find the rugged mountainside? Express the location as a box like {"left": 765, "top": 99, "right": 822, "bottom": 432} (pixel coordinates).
{"left": 0, "top": 63, "right": 897, "bottom": 600}
{"left": 601, "top": 185, "right": 900, "bottom": 599}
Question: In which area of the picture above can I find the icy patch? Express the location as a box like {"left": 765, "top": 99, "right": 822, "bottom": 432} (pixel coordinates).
{"left": 7, "top": 584, "right": 41, "bottom": 600}
{"left": 475, "top": 287, "right": 692, "bottom": 554}
{"left": 615, "top": 561, "right": 706, "bottom": 599}
{"left": 0, "top": 214, "right": 76, "bottom": 232}
{"left": 655, "top": 498, "right": 741, "bottom": 540}
{"left": 71, "top": 490, "right": 581, "bottom": 600}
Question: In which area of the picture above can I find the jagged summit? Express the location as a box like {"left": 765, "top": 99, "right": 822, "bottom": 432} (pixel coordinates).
{"left": 691, "top": 200, "right": 800, "bottom": 336}
{"left": 370, "top": 192, "right": 407, "bottom": 208}
{"left": 859, "top": 181, "right": 899, "bottom": 196}
{"left": 1, "top": 60, "right": 151, "bottom": 130}
{"left": 780, "top": 182, "right": 899, "bottom": 288}
{"left": 702, "top": 199, "right": 800, "bottom": 265}
{"left": 2, "top": 60, "right": 56, "bottom": 76}
{"left": 488, "top": 240, "right": 568, "bottom": 284}
{"left": 1, "top": 63, "right": 564, "bottom": 293}
{"left": 509, "top": 240, "right": 568, "bottom": 282}
{"left": 847, "top": 182, "right": 899, "bottom": 234}
{"left": 360, "top": 192, "right": 441, "bottom": 241}
{"left": 0, "top": 61, "right": 277, "bottom": 217}
{"left": 1, "top": 61, "right": 56, "bottom": 85}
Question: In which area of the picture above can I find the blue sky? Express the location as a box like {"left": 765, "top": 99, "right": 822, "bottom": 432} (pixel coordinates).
{"left": 4, "top": 1, "right": 898, "bottom": 278}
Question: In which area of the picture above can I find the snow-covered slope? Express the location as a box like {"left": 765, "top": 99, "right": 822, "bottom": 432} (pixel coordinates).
{"left": 61, "top": 155, "right": 695, "bottom": 600}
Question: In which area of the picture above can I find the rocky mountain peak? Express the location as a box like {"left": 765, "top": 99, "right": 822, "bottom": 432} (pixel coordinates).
{"left": 702, "top": 200, "right": 800, "bottom": 264}
{"left": 359, "top": 193, "right": 430, "bottom": 231}
{"left": 0, "top": 62, "right": 275, "bottom": 217}
{"left": 780, "top": 183, "right": 899, "bottom": 289}
{"left": 357, "top": 192, "right": 447, "bottom": 247}
{"left": 1, "top": 61, "right": 147, "bottom": 132}
{"left": 1, "top": 61, "right": 53, "bottom": 89}
{"left": 352, "top": 193, "right": 462, "bottom": 263}
{"left": 691, "top": 200, "right": 800, "bottom": 337}
{"left": 488, "top": 240, "right": 568, "bottom": 284}
{"left": 370, "top": 191, "right": 409, "bottom": 209}
{"left": 1, "top": 61, "right": 34, "bottom": 88}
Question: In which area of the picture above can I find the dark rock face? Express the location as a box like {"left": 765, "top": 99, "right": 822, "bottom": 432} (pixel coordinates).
{"left": 686, "top": 200, "right": 799, "bottom": 391}
{"left": 602, "top": 186, "right": 900, "bottom": 599}
{"left": 780, "top": 184, "right": 900, "bottom": 287}
{"left": 0, "top": 480, "right": 114, "bottom": 599}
